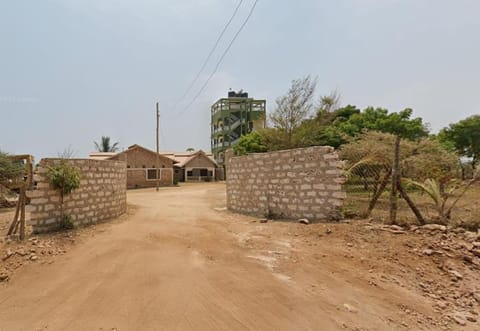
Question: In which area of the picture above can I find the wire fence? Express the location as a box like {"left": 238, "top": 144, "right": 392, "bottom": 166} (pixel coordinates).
{"left": 340, "top": 133, "right": 480, "bottom": 228}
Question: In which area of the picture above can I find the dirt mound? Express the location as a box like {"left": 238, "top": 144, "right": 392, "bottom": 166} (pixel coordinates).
{"left": 1, "top": 234, "right": 74, "bottom": 284}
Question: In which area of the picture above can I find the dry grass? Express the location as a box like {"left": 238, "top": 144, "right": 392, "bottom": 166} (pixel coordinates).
{"left": 344, "top": 182, "right": 480, "bottom": 228}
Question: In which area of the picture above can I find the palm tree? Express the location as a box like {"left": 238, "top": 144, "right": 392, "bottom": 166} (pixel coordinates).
{"left": 94, "top": 136, "right": 120, "bottom": 152}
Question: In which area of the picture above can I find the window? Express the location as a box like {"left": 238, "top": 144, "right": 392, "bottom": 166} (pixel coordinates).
{"left": 200, "top": 169, "right": 208, "bottom": 177}
{"left": 147, "top": 169, "right": 159, "bottom": 180}
{"left": 187, "top": 170, "right": 193, "bottom": 176}
{"left": 208, "top": 171, "right": 213, "bottom": 177}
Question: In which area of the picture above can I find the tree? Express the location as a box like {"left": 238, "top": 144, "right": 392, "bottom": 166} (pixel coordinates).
{"left": 403, "top": 138, "right": 460, "bottom": 185}
{"left": 94, "top": 136, "right": 120, "bottom": 152}
{"left": 0, "top": 151, "right": 24, "bottom": 184}
{"left": 377, "top": 108, "right": 429, "bottom": 140}
{"left": 269, "top": 76, "right": 317, "bottom": 148}
{"left": 298, "top": 105, "right": 361, "bottom": 148}
{"left": 186, "top": 147, "right": 195, "bottom": 152}
{"left": 233, "top": 131, "right": 268, "bottom": 155}
{"left": 294, "top": 106, "right": 428, "bottom": 150}
{"left": 341, "top": 132, "right": 458, "bottom": 185}
{"left": 58, "top": 146, "right": 76, "bottom": 159}
{"left": 46, "top": 160, "right": 81, "bottom": 230}
{"left": 341, "top": 132, "right": 405, "bottom": 189}
{"left": 334, "top": 107, "right": 429, "bottom": 141}
{"left": 438, "top": 115, "right": 480, "bottom": 169}
{"left": 340, "top": 132, "right": 460, "bottom": 219}
{"left": 317, "top": 90, "right": 341, "bottom": 114}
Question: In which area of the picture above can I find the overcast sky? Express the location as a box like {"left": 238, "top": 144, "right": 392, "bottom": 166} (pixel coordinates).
{"left": 1, "top": 0, "right": 479, "bottom": 160}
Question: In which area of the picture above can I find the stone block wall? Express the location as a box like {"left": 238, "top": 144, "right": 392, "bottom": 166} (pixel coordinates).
{"left": 27, "top": 158, "right": 127, "bottom": 233}
{"left": 226, "top": 146, "right": 346, "bottom": 221}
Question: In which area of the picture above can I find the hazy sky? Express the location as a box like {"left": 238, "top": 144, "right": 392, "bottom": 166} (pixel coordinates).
{"left": 1, "top": 0, "right": 479, "bottom": 160}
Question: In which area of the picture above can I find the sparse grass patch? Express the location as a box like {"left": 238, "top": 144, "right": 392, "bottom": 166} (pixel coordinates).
{"left": 345, "top": 182, "right": 480, "bottom": 229}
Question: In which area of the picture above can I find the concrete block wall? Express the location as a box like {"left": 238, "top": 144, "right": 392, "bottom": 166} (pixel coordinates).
{"left": 27, "top": 158, "right": 127, "bottom": 233}
{"left": 226, "top": 146, "right": 346, "bottom": 221}
{"left": 125, "top": 168, "right": 173, "bottom": 188}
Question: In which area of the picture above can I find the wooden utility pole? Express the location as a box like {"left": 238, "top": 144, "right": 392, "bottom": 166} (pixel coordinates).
{"left": 156, "top": 102, "right": 160, "bottom": 191}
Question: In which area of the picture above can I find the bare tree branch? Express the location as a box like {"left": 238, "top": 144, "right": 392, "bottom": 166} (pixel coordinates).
{"left": 269, "top": 76, "right": 317, "bottom": 147}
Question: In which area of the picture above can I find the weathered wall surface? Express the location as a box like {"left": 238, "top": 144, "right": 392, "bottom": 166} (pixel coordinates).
{"left": 125, "top": 168, "right": 173, "bottom": 188}
{"left": 109, "top": 145, "right": 174, "bottom": 188}
{"left": 27, "top": 158, "right": 127, "bottom": 233}
{"left": 226, "top": 146, "right": 346, "bottom": 221}
{"left": 185, "top": 154, "right": 216, "bottom": 168}
{"left": 110, "top": 146, "right": 173, "bottom": 169}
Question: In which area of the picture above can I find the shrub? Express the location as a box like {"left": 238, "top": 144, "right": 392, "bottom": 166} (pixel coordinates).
{"left": 46, "top": 160, "right": 81, "bottom": 229}
{"left": 46, "top": 160, "right": 81, "bottom": 196}
{"left": 403, "top": 138, "right": 460, "bottom": 185}
{"left": 406, "top": 172, "right": 480, "bottom": 225}
{"left": 233, "top": 131, "right": 268, "bottom": 155}
{"left": 58, "top": 215, "right": 75, "bottom": 230}
{"left": 0, "top": 151, "right": 24, "bottom": 184}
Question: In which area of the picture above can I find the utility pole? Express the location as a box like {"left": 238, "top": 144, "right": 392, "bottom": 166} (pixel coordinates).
{"left": 156, "top": 102, "right": 160, "bottom": 192}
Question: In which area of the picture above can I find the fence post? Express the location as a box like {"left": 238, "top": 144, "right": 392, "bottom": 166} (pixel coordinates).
{"left": 365, "top": 169, "right": 391, "bottom": 217}
{"left": 389, "top": 135, "right": 401, "bottom": 224}
{"left": 397, "top": 182, "right": 426, "bottom": 225}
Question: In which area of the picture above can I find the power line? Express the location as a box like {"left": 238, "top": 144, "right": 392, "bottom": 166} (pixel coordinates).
{"left": 178, "top": 0, "right": 260, "bottom": 116}
{"left": 172, "top": 0, "right": 245, "bottom": 109}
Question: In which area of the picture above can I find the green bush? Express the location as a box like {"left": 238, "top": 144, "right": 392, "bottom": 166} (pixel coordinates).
{"left": 46, "top": 160, "right": 81, "bottom": 196}
{"left": 233, "top": 131, "right": 268, "bottom": 155}
{"left": 46, "top": 160, "right": 81, "bottom": 230}
{"left": 0, "top": 151, "right": 24, "bottom": 184}
{"left": 58, "top": 215, "right": 75, "bottom": 230}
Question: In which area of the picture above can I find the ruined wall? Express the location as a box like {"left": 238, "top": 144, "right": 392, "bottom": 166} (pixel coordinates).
{"left": 226, "top": 146, "right": 345, "bottom": 221}
{"left": 27, "top": 158, "right": 127, "bottom": 233}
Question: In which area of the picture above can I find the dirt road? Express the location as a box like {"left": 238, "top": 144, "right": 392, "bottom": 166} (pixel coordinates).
{"left": 1, "top": 183, "right": 478, "bottom": 330}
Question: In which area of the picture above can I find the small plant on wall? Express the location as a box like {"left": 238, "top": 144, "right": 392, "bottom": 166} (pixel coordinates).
{"left": 46, "top": 160, "right": 81, "bottom": 230}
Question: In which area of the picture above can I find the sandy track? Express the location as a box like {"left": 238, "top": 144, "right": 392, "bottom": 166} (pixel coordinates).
{"left": 0, "top": 183, "right": 476, "bottom": 330}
